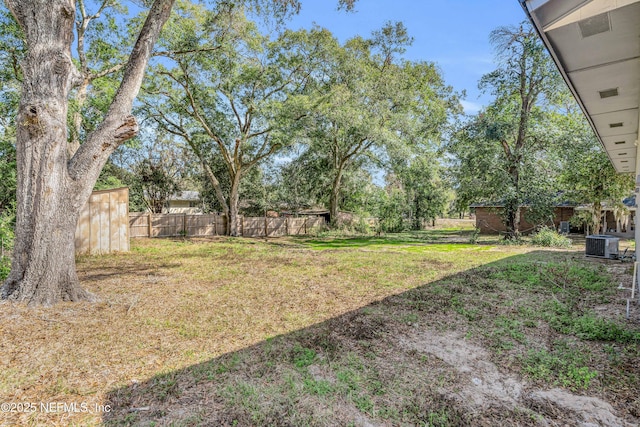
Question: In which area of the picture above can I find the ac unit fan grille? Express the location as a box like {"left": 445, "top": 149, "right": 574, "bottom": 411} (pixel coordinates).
{"left": 586, "top": 237, "right": 606, "bottom": 257}
{"left": 585, "top": 235, "right": 619, "bottom": 258}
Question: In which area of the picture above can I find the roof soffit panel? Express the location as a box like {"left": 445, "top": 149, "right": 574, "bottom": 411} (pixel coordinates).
{"left": 546, "top": 0, "right": 640, "bottom": 30}
{"left": 545, "top": 2, "right": 640, "bottom": 72}
{"left": 568, "top": 59, "right": 640, "bottom": 115}
{"left": 591, "top": 109, "right": 639, "bottom": 136}
{"left": 612, "top": 156, "right": 636, "bottom": 172}
{"left": 521, "top": 0, "right": 639, "bottom": 173}
{"left": 601, "top": 134, "right": 637, "bottom": 150}
{"left": 531, "top": 0, "right": 593, "bottom": 28}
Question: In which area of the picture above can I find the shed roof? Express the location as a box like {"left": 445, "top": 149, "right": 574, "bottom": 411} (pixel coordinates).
{"left": 470, "top": 201, "right": 576, "bottom": 208}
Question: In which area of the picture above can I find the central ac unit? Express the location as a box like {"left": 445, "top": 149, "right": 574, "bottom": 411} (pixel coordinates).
{"left": 585, "top": 235, "right": 619, "bottom": 259}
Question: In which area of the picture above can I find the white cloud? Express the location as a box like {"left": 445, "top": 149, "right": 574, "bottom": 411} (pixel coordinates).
{"left": 460, "top": 100, "right": 483, "bottom": 115}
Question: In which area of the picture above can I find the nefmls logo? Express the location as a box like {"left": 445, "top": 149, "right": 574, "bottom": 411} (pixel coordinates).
{"left": 39, "top": 402, "right": 112, "bottom": 413}
{"left": 40, "top": 402, "right": 89, "bottom": 413}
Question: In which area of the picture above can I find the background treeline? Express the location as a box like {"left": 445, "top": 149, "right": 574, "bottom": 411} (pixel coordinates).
{"left": 0, "top": 1, "right": 633, "bottom": 241}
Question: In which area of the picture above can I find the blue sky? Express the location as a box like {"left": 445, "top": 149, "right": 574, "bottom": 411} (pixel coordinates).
{"left": 286, "top": 0, "right": 528, "bottom": 114}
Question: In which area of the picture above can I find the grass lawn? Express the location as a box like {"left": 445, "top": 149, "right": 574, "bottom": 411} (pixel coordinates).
{"left": 1, "top": 231, "right": 639, "bottom": 426}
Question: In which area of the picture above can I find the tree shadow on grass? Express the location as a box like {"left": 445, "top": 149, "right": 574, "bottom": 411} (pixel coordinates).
{"left": 78, "top": 263, "right": 183, "bottom": 282}
{"left": 294, "top": 235, "right": 484, "bottom": 249}
{"left": 102, "top": 250, "right": 640, "bottom": 427}
{"left": 300, "top": 237, "right": 423, "bottom": 249}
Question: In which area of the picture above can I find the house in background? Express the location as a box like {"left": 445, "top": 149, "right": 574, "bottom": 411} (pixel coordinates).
{"left": 472, "top": 195, "right": 637, "bottom": 237}
{"left": 592, "top": 195, "right": 636, "bottom": 238}
{"left": 165, "top": 191, "right": 203, "bottom": 214}
{"left": 471, "top": 201, "right": 578, "bottom": 234}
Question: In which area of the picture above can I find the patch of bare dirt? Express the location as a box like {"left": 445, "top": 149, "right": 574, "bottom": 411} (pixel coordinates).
{"left": 398, "top": 329, "right": 637, "bottom": 427}
{"left": 602, "top": 261, "right": 640, "bottom": 320}
{"left": 527, "top": 389, "right": 632, "bottom": 427}
{"left": 399, "top": 331, "right": 523, "bottom": 407}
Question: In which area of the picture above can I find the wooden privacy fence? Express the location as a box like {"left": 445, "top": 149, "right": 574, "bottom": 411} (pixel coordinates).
{"left": 129, "top": 213, "right": 227, "bottom": 238}
{"left": 240, "top": 216, "right": 324, "bottom": 237}
{"left": 129, "top": 213, "right": 325, "bottom": 238}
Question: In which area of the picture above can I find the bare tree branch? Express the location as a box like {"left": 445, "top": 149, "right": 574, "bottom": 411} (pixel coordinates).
{"left": 69, "top": 0, "right": 176, "bottom": 181}
{"left": 90, "top": 62, "right": 126, "bottom": 80}
{"left": 154, "top": 45, "right": 222, "bottom": 57}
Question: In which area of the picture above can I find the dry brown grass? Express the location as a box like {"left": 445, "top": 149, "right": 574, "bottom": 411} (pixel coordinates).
{"left": 1, "top": 235, "right": 638, "bottom": 426}
{"left": 0, "top": 236, "right": 523, "bottom": 426}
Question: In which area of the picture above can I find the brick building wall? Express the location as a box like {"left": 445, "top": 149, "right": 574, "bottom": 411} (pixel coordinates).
{"left": 474, "top": 207, "right": 575, "bottom": 234}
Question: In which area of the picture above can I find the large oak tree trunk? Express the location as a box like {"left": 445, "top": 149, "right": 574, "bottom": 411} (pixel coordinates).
{"left": 504, "top": 164, "right": 521, "bottom": 239}
{"left": 1, "top": 0, "right": 174, "bottom": 305}
{"left": 504, "top": 202, "right": 522, "bottom": 239}
{"left": 200, "top": 159, "right": 231, "bottom": 235}
{"left": 2, "top": 191, "right": 93, "bottom": 304}
{"left": 513, "top": 205, "right": 522, "bottom": 237}
{"left": 0, "top": 0, "right": 92, "bottom": 305}
{"left": 228, "top": 174, "right": 241, "bottom": 237}
{"left": 592, "top": 201, "right": 602, "bottom": 235}
{"left": 329, "top": 167, "right": 344, "bottom": 226}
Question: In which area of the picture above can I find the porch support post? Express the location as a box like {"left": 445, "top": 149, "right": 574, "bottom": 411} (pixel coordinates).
{"left": 635, "top": 140, "right": 640, "bottom": 296}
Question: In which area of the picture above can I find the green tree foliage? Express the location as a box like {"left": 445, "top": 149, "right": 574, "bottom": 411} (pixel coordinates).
{"left": 338, "top": 169, "right": 382, "bottom": 217}
{"left": 276, "top": 144, "right": 381, "bottom": 217}
{"left": 378, "top": 187, "right": 408, "bottom": 233}
{"left": 66, "top": 0, "right": 145, "bottom": 156}
{"left": 196, "top": 152, "right": 272, "bottom": 216}
{"left": 0, "top": 139, "right": 15, "bottom": 212}
{"left": 0, "top": 207, "right": 13, "bottom": 280}
{"left": 127, "top": 131, "right": 198, "bottom": 213}
{"left": 291, "top": 22, "right": 459, "bottom": 224}
{"left": 144, "top": 4, "right": 330, "bottom": 234}
{"left": 401, "top": 156, "right": 449, "bottom": 229}
{"left": 93, "top": 161, "right": 127, "bottom": 191}
{"left": 558, "top": 115, "right": 633, "bottom": 234}
{"left": 0, "top": 8, "right": 21, "bottom": 212}
{"left": 0, "top": 0, "right": 352, "bottom": 214}
{"left": 276, "top": 145, "right": 333, "bottom": 211}
{"left": 448, "top": 22, "right": 565, "bottom": 237}
{"left": 132, "top": 159, "right": 181, "bottom": 213}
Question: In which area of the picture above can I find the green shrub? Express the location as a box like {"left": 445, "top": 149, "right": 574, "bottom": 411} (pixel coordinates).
{"left": 0, "top": 256, "right": 9, "bottom": 281}
{"left": 497, "top": 236, "right": 526, "bottom": 246}
{"left": 0, "top": 207, "right": 15, "bottom": 281}
{"left": 353, "top": 217, "right": 372, "bottom": 234}
{"left": 468, "top": 227, "right": 480, "bottom": 244}
{"left": 531, "top": 226, "right": 572, "bottom": 248}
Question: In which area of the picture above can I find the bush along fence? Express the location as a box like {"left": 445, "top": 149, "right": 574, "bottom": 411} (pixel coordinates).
{"left": 129, "top": 213, "right": 326, "bottom": 238}
{"left": 0, "top": 237, "right": 10, "bottom": 280}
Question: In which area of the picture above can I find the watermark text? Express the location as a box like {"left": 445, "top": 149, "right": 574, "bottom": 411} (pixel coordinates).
{"left": 0, "top": 402, "right": 111, "bottom": 414}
